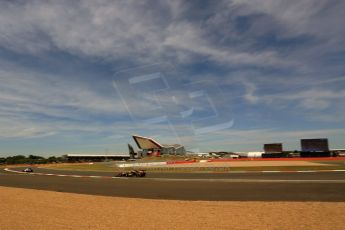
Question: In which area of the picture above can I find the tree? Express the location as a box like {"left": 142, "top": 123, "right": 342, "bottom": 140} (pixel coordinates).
{"left": 6, "top": 155, "right": 27, "bottom": 164}
{"left": 47, "top": 156, "right": 57, "bottom": 163}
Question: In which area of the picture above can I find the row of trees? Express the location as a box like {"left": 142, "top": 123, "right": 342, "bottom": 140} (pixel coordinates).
{"left": 0, "top": 155, "right": 67, "bottom": 165}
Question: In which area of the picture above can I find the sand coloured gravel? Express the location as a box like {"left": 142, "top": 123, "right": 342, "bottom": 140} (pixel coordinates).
{"left": 0, "top": 186, "right": 344, "bottom": 230}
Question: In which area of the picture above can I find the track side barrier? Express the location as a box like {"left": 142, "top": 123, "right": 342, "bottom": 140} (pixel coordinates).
{"left": 117, "top": 162, "right": 167, "bottom": 168}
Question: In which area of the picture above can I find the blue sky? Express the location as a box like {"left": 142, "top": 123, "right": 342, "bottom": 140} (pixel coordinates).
{"left": 0, "top": 0, "right": 345, "bottom": 156}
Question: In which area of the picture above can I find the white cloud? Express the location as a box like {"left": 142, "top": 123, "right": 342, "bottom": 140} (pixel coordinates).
{"left": 0, "top": 68, "right": 125, "bottom": 117}
{"left": 229, "top": 0, "right": 345, "bottom": 63}
{"left": 0, "top": 0, "right": 343, "bottom": 69}
{"left": 0, "top": 0, "right": 302, "bottom": 68}
{"left": 163, "top": 21, "right": 292, "bottom": 67}
{"left": 237, "top": 79, "right": 258, "bottom": 104}
{"left": 261, "top": 88, "right": 345, "bottom": 110}
{"left": 229, "top": 0, "right": 344, "bottom": 38}
{"left": 0, "top": 61, "right": 131, "bottom": 138}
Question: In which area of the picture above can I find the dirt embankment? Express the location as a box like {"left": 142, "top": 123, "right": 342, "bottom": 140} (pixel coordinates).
{"left": 1, "top": 186, "right": 344, "bottom": 230}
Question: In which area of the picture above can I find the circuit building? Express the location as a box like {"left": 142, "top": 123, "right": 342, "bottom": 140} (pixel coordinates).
{"left": 300, "top": 138, "right": 330, "bottom": 157}
{"left": 132, "top": 135, "right": 186, "bottom": 157}
{"left": 262, "top": 143, "right": 285, "bottom": 158}
{"left": 264, "top": 143, "right": 283, "bottom": 153}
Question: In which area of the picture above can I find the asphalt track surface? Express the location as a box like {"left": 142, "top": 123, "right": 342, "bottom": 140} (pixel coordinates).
{"left": 1, "top": 167, "right": 345, "bottom": 201}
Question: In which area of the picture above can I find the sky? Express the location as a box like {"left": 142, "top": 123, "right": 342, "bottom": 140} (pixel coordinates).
{"left": 0, "top": 0, "right": 345, "bottom": 156}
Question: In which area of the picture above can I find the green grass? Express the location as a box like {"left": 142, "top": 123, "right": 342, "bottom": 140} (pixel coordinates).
{"left": 127, "top": 165, "right": 345, "bottom": 172}
{"left": 40, "top": 162, "right": 345, "bottom": 173}
{"left": 42, "top": 163, "right": 117, "bottom": 172}
{"left": 309, "top": 160, "right": 345, "bottom": 166}
{"left": 227, "top": 165, "right": 345, "bottom": 171}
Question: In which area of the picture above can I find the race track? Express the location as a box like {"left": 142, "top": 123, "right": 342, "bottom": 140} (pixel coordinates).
{"left": 1, "top": 167, "right": 345, "bottom": 201}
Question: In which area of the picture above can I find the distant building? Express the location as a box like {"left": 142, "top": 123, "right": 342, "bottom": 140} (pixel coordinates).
{"left": 132, "top": 135, "right": 186, "bottom": 156}
{"left": 262, "top": 143, "right": 286, "bottom": 158}
{"left": 235, "top": 152, "right": 263, "bottom": 158}
{"left": 332, "top": 149, "right": 345, "bottom": 157}
{"left": 264, "top": 143, "right": 283, "bottom": 153}
{"left": 300, "top": 138, "right": 330, "bottom": 157}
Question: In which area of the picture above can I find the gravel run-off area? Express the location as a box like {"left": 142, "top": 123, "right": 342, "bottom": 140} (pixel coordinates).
{"left": 1, "top": 186, "right": 344, "bottom": 230}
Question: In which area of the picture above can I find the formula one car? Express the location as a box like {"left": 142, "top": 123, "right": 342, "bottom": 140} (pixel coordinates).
{"left": 116, "top": 170, "right": 146, "bottom": 177}
{"left": 22, "top": 168, "right": 33, "bottom": 173}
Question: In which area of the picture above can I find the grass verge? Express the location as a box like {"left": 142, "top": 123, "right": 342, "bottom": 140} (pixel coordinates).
{"left": 40, "top": 163, "right": 345, "bottom": 173}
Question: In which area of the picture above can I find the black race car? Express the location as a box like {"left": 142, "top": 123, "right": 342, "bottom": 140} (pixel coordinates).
{"left": 116, "top": 170, "right": 146, "bottom": 177}
{"left": 22, "top": 167, "right": 33, "bottom": 173}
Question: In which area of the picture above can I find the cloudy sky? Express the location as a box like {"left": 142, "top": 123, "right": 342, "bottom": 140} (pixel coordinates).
{"left": 0, "top": 0, "right": 344, "bottom": 156}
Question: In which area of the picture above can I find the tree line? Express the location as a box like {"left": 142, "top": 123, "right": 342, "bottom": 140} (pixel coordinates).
{"left": 0, "top": 155, "right": 67, "bottom": 165}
